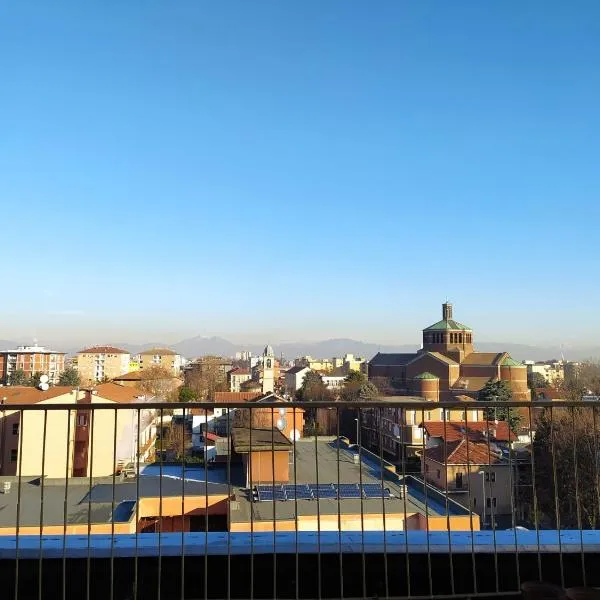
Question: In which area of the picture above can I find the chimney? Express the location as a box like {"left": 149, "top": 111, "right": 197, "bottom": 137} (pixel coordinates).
{"left": 443, "top": 302, "right": 453, "bottom": 320}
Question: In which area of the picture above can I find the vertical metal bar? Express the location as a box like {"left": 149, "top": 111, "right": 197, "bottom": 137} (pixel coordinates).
{"left": 86, "top": 407, "right": 95, "bottom": 600}
{"left": 442, "top": 406, "right": 455, "bottom": 596}
{"left": 571, "top": 408, "right": 586, "bottom": 586}
{"left": 226, "top": 405, "right": 231, "bottom": 600}
{"left": 358, "top": 407, "right": 366, "bottom": 600}
{"left": 506, "top": 408, "right": 520, "bottom": 590}
{"left": 180, "top": 405, "right": 186, "bottom": 600}
{"left": 336, "top": 407, "right": 343, "bottom": 600}
{"left": 158, "top": 407, "right": 164, "bottom": 600}
{"left": 421, "top": 405, "right": 433, "bottom": 598}
{"left": 378, "top": 405, "right": 389, "bottom": 599}
{"left": 110, "top": 408, "right": 118, "bottom": 600}
{"left": 38, "top": 409, "right": 48, "bottom": 600}
{"left": 462, "top": 406, "right": 477, "bottom": 596}
{"left": 248, "top": 407, "right": 254, "bottom": 600}
{"left": 134, "top": 407, "right": 141, "bottom": 600}
{"left": 14, "top": 409, "right": 25, "bottom": 600}
{"left": 314, "top": 407, "right": 322, "bottom": 600}
{"left": 204, "top": 407, "right": 210, "bottom": 600}
{"left": 271, "top": 407, "right": 277, "bottom": 600}
{"left": 400, "top": 407, "right": 411, "bottom": 598}
{"left": 292, "top": 406, "right": 299, "bottom": 600}
{"left": 62, "top": 407, "right": 72, "bottom": 600}
{"left": 484, "top": 413, "right": 499, "bottom": 594}
{"left": 527, "top": 405, "right": 543, "bottom": 582}
{"left": 549, "top": 406, "right": 565, "bottom": 588}
{"left": 593, "top": 406, "right": 600, "bottom": 551}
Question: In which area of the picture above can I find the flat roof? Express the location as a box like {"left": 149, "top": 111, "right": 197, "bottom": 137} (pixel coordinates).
{"left": 230, "top": 439, "right": 470, "bottom": 524}
{"left": 0, "top": 474, "right": 230, "bottom": 528}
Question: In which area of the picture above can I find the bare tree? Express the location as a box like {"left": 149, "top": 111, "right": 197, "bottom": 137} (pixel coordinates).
{"left": 184, "top": 356, "right": 229, "bottom": 400}
{"left": 138, "top": 366, "right": 178, "bottom": 400}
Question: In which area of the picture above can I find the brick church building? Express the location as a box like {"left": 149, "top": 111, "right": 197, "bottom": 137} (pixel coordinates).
{"left": 369, "top": 303, "right": 530, "bottom": 402}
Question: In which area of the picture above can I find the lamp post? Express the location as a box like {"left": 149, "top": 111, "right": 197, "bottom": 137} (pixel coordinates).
{"left": 354, "top": 417, "right": 359, "bottom": 445}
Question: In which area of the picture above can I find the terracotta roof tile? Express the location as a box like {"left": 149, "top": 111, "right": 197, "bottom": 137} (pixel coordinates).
{"left": 213, "top": 391, "right": 262, "bottom": 403}
{"left": 425, "top": 439, "right": 503, "bottom": 465}
{"left": 78, "top": 346, "right": 129, "bottom": 354}
{"left": 423, "top": 421, "right": 516, "bottom": 442}
{"left": 94, "top": 382, "right": 145, "bottom": 403}
{"left": 0, "top": 386, "right": 76, "bottom": 405}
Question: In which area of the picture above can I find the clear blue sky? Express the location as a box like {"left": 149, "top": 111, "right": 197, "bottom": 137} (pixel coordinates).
{"left": 1, "top": 1, "right": 599, "bottom": 346}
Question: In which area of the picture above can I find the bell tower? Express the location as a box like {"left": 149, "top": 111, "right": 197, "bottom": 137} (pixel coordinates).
{"left": 262, "top": 344, "right": 275, "bottom": 393}
{"left": 422, "top": 302, "right": 474, "bottom": 359}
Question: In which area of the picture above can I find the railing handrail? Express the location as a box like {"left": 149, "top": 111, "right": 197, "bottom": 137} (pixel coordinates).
{"left": 0, "top": 398, "right": 597, "bottom": 410}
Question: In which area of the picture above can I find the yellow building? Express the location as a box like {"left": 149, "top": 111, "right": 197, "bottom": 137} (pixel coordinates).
{"left": 139, "top": 348, "right": 182, "bottom": 375}
{"left": 0, "top": 383, "right": 156, "bottom": 478}
{"left": 76, "top": 346, "right": 131, "bottom": 384}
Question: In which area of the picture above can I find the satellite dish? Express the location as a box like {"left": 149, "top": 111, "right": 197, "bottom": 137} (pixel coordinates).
{"left": 278, "top": 407, "right": 286, "bottom": 416}
{"left": 290, "top": 428, "right": 301, "bottom": 441}
{"left": 39, "top": 375, "right": 49, "bottom": 384}
{"left": 276, "top": 418, "right": 287, "bottom": 431}
{"left": 39, "top": 382, "right": 49, "bottom": 391}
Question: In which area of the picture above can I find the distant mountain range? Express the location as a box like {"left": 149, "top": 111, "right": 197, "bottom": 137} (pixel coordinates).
{"left": 0, "top": 336, "right": 598, "bottom": 363}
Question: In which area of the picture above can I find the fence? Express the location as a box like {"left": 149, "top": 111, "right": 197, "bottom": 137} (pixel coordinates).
{"left": 0, "top": 397, "right": 598, "bottom": 599}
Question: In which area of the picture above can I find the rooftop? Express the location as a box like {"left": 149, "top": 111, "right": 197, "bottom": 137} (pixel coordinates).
{"left": 0, "top": 345, "right": 64, "bottom": 355}
{"left": 78, "top": 346, "right": 129, "bottom": 355}
{"left": 369, "top": 352, "right": 418, "bottom": 367}
{"left": 424, "top": 439, "right": 504, "bottom": 466}
{"left": 139, "top": 347, "right": 178, "bottom": 356}
{"left": 232, "top": 427, "right": 292, "bottom": 452}
{"left": 213, "top": 391, "right": 262, "bottom": 403}
{"left": 423, "top": 421, "right": 517, "bottom": 443}
{"left": 231, "top": 439, "right": 471, "bottom": 524}
{"left": 424, "top": 319, "right": 471, "bottom": 332}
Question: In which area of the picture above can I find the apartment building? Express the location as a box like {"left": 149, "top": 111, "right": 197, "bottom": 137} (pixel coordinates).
{"left": 139, "top": 347, "right": 182, "bottom": 375}
{"left": 0, "top": 383, "right": 156, "bottom": 478}
{"left": 228, "top": 368, "right": 252, "bottom": 392}
{"left": 76, "top": 346, "right": 131, "bottom": 384}
{"left": 0, "top": 344, "right": 65, "bottom": 385}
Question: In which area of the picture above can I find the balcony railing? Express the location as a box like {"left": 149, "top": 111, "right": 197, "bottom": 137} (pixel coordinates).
{"left": 0, "top": 398, "right": 598, "bottom": 599}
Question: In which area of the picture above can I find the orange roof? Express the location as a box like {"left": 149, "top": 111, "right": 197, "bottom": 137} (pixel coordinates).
{"left": 94, "top": 382, "right": 145, "bottom": 403}
{"left": 423, "top": 421, "right": 516, "bottom": 442}
{"left": 140, "top": 347, "right": 178, "bottom": 356}
{"left": 78, "top": 346, "right": 129, "bottom": 354}
{"left": 425, "top": 439, "right": 504, "bottom": 465}
{"left": 461, "top": 352, "right": 504, "bottom": 366}
{"left": 0, "top": 386, "right": 75, "bottom": 405}
{"left": 213, "top": 391, "right": 262, "bottom": 403}
{"left": 112, "top": 370, "right": 143, "bottom": 381}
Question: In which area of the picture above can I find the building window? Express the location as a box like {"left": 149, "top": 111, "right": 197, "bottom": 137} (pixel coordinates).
{"left": 10, "top": 449, "right": 17, "bottom": 462}
{"left": 485, "top": 471, "right": 496, "bottom": 483}
{"left": 12, "top": 423, "right": 19, "bottom": 436}
{"left": 77, "top": 415, "right": 88, "bottom": 427}
{"left": 456, "top": 472, "right": 463, "bottom": 488}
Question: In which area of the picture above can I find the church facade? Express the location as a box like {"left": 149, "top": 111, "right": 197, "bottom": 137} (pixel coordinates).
{"left": 369, "top": 303, "right": 529, "bottom": 402}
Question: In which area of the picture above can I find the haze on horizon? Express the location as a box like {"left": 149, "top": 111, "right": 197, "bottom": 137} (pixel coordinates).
{"left": 1, "top": 2, "right": 599, "bottom": 348}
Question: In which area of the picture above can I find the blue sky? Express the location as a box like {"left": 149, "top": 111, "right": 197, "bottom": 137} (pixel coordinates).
{"left": 1, "top": 1, "right": 599, "bottom": 346}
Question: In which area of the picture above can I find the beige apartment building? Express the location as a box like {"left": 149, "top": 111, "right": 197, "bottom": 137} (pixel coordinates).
{"left": 76, "top": 346, "right": 131, "bottom": 384}
{"left": 0, "top": 344, "right": 65, "bottom": 385}
{"left": 139, "top": 347, "right": 182, "bottom": 375}
{"left": 0, "top": 383, "right": 156, "bottom": 478}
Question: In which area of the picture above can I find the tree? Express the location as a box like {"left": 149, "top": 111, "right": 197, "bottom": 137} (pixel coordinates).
{"left": 296, "top": 371, "right": 332, "bottom": 402}
{"left": 527, "top": 371, "right": 547, "bottom": 390}
{"left": 7, "top": 369, "right": 27, "bottom": 386}
{"left": 138, "top": 366, "right": 176, "bottom": 400}
{"left": 531, "top": 407, "right": 600, "bottom": 529}
{"left": 341, "top": 371, "right": 379, "bottom": 402}
{"left": 28, "top": 372, "right": 44, "bottom": 387}
{"left": 478, "top": 379, "right": 522, "bottom": 431}
{"left": 184, "top": 356, "right": 229, "bottom": 400}
{"left": 59, "top": 367, "right": 81, "bottom": 386}
{"left": 178, "top": 386, "right": 198, "bottom": 402}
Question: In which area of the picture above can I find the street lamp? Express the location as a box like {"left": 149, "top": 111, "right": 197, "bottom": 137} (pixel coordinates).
{"left": 354, "top": 418, "right": 359, "bottom": 445}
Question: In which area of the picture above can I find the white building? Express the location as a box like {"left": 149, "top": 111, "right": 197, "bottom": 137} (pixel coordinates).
{"left": 285, "top": 366, "right": 311, "bottom": 394}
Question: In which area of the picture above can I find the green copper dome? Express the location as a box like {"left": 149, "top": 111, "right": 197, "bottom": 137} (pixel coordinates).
{"left": 501, "top": 356, "right": 521, "bottom": 367}
{"left": 424, "top": 319, "right": 471, "bottom": 331}
{"left": 414, "top": 372, "right": 439, "bottom": 380}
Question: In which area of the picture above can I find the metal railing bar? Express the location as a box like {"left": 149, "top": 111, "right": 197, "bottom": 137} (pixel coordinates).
{"left": 462, "top": 407, "right": 478, "bottom": 597}
{"left": 484, "top": 415, "right": 499, "bottom": 595}
{"left": 180, "top": 406, "right": 186, "bottom": 600}
{"left": 442, "top": 410, "right": 455, "bottom": 597}
{"left": 14, "top": 409, "right": 24, "bottom": 600}
{"left": 527, "top": 404, "right": 542, "bottom": 582}
{"left": 400, "top": 407, "right": 411, "bottom": 598}
{"left": 134, "top": 407, "right": 141, "bottom": 600}
{"left": 358, "top": 408, "right": 366, "bottom": 600}
{"left": 205, "top": 407, "right": 211, "bottom": 600}
{"left": 38, "top": 409, "right": 48, "bottom": 600}
{"left": 158, "top": 407, "right": 164, "bottom": 600}
{"left": 571, "top": 408, "right": 586, "bottom": 586}
{"left": 378, "top": 406, "right": 390, "bottom": 599}
{"left": 421, "top": 407, "right": 433, "bottom": 598}
{"left": 62, "top": 406, "right": 72, "bottom": 600}
{"left": 336, "top": 407, "right": 344, "bottom": 600}
{"left": 549, "top": 405, "right": 565, "bottom": 588}
{"left": 314, "top": 409, "right": 322, "bottom": 600}
{"left": 110, "top": 408, "right": 117, "bottom": 600}
{"left": 86, "top": 408, "right": 95, "bottom": 600}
